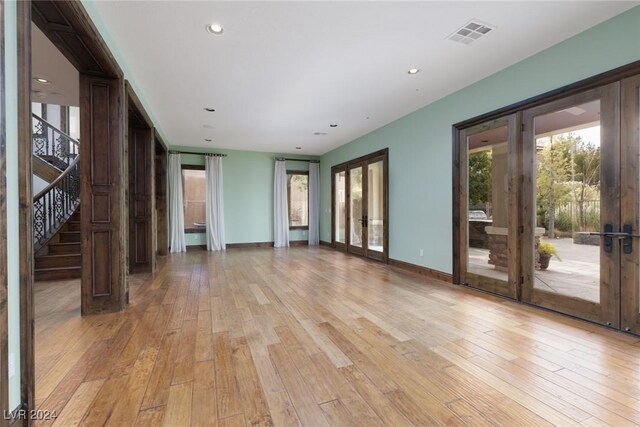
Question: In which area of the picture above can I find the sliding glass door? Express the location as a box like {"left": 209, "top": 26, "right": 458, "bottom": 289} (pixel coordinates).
{"left": 332, "top": 149, "right": 388, "bottom": 262}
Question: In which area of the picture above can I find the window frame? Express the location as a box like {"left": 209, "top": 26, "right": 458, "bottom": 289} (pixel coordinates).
{"left": 181, "top": 164, "right": 206, "bottom": 234}
{"left": 287, "top": 170, "right": 310, "bottom": 230}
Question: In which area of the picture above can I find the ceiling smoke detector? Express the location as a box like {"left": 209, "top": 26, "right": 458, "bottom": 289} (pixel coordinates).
{"left": 447, "top": 20, "right": 495, "bottom": 45}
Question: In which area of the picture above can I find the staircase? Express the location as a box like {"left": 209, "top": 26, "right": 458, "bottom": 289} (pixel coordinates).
{"left": 34, "top": 209, "right": 81, "bottom": 280}
{"left": 32, "top": 113, "right": 82, "bottom": 281}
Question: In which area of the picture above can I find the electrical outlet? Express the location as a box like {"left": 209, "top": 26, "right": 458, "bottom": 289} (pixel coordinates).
{"left": 8, "top": 353, "right": 14, "bottom": 378}
{"left": 419, "top": 249, "right": 424, "bottom": 257}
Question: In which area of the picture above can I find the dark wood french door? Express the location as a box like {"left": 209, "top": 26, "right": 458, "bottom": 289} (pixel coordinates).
{"left": 332, "top": 150, "right": 388, "bottom": 262}
{"left": 458, "top": 114, "right": 519, "bottom": 299}
{"left": 457, "top": 73, "right": 640, "bottom": 334}
{"left": 521, "top": 83, "right": 620, "bottom": 326}
{"left": 620, "top": 74, "right": 640, "bottom": 333}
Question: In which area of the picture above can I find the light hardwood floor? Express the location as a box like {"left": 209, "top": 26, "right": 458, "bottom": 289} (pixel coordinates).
{"left": 34, "top": 247, "right": 640, "bottom": 426}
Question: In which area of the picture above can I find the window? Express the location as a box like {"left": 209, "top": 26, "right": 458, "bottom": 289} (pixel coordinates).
{"left": 182, "top": 166, "right": 206, "bottom": 233}
{"left": 287, "top": 171, "right": 309, "bottom": 229}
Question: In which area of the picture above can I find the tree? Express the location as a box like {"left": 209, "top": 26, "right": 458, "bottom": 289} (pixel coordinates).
{"left": 537, "top": 136, "right": 571, "bottom": 238}
{"left": 468, "top": 151, "right": 492, "bottom": 207}
{"left": 573, "top": 138, "right": 600, "bottom": 230}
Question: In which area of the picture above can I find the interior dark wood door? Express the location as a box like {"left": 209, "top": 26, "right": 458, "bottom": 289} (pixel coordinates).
{"left": 128, "top": 126, "right": 155, "bottom": 273}
{"left": 621, "top": 74, "right": 640, "bottom": 333}
{"left": 80, "top": 75, "right": 126, "bottom": 315}
{"left": 522, "top": 83, "right": 620, "bottom": 327}
{"left": 155, "top": 139, "right": 168, "bottom": 256}
{"left": 458, "top": 114, "right": 519, "bottom": 299}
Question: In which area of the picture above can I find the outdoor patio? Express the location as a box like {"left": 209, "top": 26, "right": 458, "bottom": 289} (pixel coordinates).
{"left": 469, "top": 237, "right": 600, "bottom": 303}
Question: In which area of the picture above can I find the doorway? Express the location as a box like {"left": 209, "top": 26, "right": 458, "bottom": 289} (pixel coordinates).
{"left": 332, "top": 149, "right": 388, "bottom": 262}
{"left": 456, "top": 71, "right": 640, "bottom": 335}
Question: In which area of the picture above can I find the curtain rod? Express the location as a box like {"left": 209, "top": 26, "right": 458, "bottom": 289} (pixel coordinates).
{"left": 170, "top": 151, "right": 227, "bottom": 157}
{"left": 276, "top": 157, "right": 320, "bottom": 163}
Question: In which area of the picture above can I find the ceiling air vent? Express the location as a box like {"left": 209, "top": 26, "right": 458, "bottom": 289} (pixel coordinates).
{"left": 447, "top": 20, "right": 495, "bottom": 45}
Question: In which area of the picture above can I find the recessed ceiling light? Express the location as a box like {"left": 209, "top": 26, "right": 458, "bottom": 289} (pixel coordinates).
{"left": 313, "top": 132, "right": 327, "bottom": 136}
{"left": 205, "top": 139, "right": 212, "bottom": 142}
{"left": 206, "top": 24, "right": 224, "bottom": 35}
{"left": 407, "top": 68, "right": 420, "bottom": 75}
{"left": 295, "top": 147, "right": 302, "bottom": 150}
{"left": 329, "top": 124, "right": 338, "bottom": 128}
{"left": 33, "top": 77, "right": 50, "bottom": 84}
{"left": 204, "top": 108, "right": 216, "bottom": 112}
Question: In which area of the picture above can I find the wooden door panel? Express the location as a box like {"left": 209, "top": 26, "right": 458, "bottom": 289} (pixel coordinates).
{"left": 621, "top": 74, "right": 640, "bottom": 333}
{"left": 128, "top": 126, "right": 154, "bottom": 272}
{"left": 80, "top": 75, "right": 126, "bottom": 315}
{"left": 155, "top": 140, "right": 168, "bottom": 256}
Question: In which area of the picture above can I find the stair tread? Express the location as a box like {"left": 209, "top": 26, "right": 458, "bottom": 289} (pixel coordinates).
{"left": 35, "top": 253, "right": 81, "bottom": 258}
{"left": 34, "top": 266, "right": 81, "bottom": 272}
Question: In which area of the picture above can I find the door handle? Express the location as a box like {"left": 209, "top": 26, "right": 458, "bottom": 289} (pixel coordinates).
{"left": 623, "top": 224, "right": 633, "bottom": 254}
{"left": 589, "top": 224, "right": 640, "bottom": 254}
{"left": 589, "top": 224, "right": 614, "bottom": 253}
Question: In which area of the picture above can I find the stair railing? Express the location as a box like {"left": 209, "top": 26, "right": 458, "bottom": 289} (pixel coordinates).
{"left": 32, "top": 115, "right": 81, "bottom": 252}
{"left": 32, "top": 113, "right": 79, "bottom": 167}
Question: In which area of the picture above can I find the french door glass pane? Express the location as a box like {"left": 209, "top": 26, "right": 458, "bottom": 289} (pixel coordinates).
{"left": 533, "top": 100, "right": 601, "bottom": 303}
{"left": 335, "top": 171, "right": 346, "bottom": 243}
{"left": 350, "top": 167, "right": 363, "bottom": 247}
{"left": 367, "top": 161, "right": 384, "bottom": 252}
{"left": 466, "top": 125, "right": 509, "bottom": 282}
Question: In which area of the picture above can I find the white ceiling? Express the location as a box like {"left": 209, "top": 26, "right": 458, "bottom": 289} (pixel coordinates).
{"left": 89, "top": 1, "right": 638, "bottom": 155}
{"left": 31, "top": 24, "right": 79, "bottom": 107}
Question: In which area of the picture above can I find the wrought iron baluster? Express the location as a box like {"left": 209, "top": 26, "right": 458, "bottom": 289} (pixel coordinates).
{"left": 32, "top": 113, "right": 81, "bottom": 252}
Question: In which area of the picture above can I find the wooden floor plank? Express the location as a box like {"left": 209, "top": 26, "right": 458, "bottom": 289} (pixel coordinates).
{"left": 32, "top": 248, "right": 640, "bottom": 426}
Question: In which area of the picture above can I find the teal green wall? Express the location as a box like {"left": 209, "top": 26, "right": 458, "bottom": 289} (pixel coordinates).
{"left": 82, "top": 1, "right": 168, "bottom": 148}
{"left": 4, "top": 0, "right": 22, "bottom": 411}
{"left": 176, "top": 147, "right": 317, "bottom": 245}
{"left": 320, "top": 6, "right": 640, "bottom": 274}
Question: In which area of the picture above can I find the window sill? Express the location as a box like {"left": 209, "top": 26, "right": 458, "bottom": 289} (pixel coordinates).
{"left": 289, "top": 226, "right": 309, "bottom": 231}
{"left": 185, "top": 228, "right": 206, "bottom": 234}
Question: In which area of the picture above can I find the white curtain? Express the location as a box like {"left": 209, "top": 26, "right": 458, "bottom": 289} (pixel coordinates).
{"left": 308, "top": 162, "right": 320, "bottom": 246}
{"left": 168, "top": 153, "right": 186, "bottom": 253}
{"left": 205, "top": 156, "right": 226, "bottom": 251}
{"left": 274, "top": 159, "right": 289, "bottom": 247}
